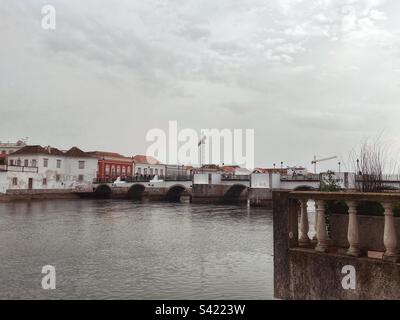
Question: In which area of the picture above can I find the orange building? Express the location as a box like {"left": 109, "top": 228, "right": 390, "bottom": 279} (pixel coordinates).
{"left": 87, "top": 151, "right": 133, "bottom": 181}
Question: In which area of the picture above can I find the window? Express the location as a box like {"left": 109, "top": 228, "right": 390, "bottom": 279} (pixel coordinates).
{"left": 111, "top": 166, "right": 116, "bottom": 176}
{"left": 42, "top": 178, "right": 47, "bottom": 186}
{"left": 144, "top": 168, "right": 148, "bottom": 175}
{"left": 105, "top": 164, "right": 110, "bottom": 175}
{"left": 150, "top": 168, "right": 153, "bottom": 175}
{"left": 12, "top": 177, "right": 18, "bottom": 185}
{"left": 78, "top": 175, "right": 84, "bottom": 182}
{"left": 43, "top": 159, "right": 48, "bottom": 168}
{"left": 117, "top": 166, "right": 121, "bottom": 175}
{"left": 17, "top": 159, "right": 21, "bottom": 166}
{"left": 160, "top": 169, "right": 164, "bottom": 176}
{"left": 9, "top": 160, "right": 14, "bottom": 166}
{"left": 57, "top": 159, "right": 61, "bottom": 168}
{"left": 127, "top": 166, "right": 131, "bottom": 174}
{"left": 31, "top": 159, "right": 37, "bottom": 167}
{"left": 155, "top": 169, "right": 158, "bottom": 175}
{"left": 137, "top": 168, "right": 142, "bottom": 175}
{"left": 122, "top": 167, "right": 126, "bottom": 175}
{"left": 56, "top": 174, "right": 60, "bottom": 182}
{"left": 78, "top": 161, "right": 85, "bottom": 169}
{"left": 24, "top": 159, "right": 28, "bottom": 167}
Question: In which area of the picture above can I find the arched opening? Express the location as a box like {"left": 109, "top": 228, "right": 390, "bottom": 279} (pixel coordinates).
{"left": 294, "top": 185, "right": 317, "bottom": 191}
{"left": 94, "top": 185, "right": 112, "bottom": 199}
{"left": 166, "top": 185, "right": 187, "bottom": 202}
{"left": 223, "top": 184, "right": 248, "bottom": 204}
{"left": 128, "top": 184, "right": 145, "bottom": 200}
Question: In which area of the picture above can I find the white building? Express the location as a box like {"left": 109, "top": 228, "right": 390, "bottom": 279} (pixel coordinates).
{"left": 3, "top": 145, "right": 97, "bottom": 192}
{"left": 132, "top": 155, "right": 165, "bottom": 177}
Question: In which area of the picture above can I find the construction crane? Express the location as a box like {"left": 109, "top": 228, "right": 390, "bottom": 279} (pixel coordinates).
{"left": 311, "top": 155, "right": 337, "bottom": 174}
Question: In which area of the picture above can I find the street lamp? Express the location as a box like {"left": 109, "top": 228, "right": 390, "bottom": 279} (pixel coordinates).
{"left": 356, "top": 159, "right": 360, "bottom": 175}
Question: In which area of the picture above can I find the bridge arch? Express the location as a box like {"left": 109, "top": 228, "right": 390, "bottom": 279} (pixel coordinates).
{"left": 94, "top": 185, "right": 112, "bottom": 198}
{"left": 223, "top": 184, "right": 248, "bottom": 204}
{"left": 128, "top": 184, "right": 146, "bottom": 200}
{"left": 166, "top": 184, "right": 189, "bottom": 202}
{"left": 293, "top": 185, "right": 318, "bottom": 191}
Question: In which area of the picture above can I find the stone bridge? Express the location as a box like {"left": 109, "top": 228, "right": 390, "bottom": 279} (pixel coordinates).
{"left": 90, "top": 180, "right": 193, "bottom": 202}
{"left": 83, "top": 172, "right": 400, "bottom": 206}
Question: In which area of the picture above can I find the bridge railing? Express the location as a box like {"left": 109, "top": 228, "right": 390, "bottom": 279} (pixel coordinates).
{"left": 275, "top": 190, "right": 400, "bottom": 262}
{"left": 221, "top": 175, "right": 250, "bottom": 181}
{"left": 280, "top": 174, "right": 320, "bottom": 181}
{"left": 164, "top": 175, "right": 193, "bottom": 181}
{"left": 93, "top": 176, "right": 154, "bottom": 184}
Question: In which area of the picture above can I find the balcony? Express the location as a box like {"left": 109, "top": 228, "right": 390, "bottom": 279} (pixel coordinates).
{"left": 0, "top": 164, "right": 38, "bottom": 173}
{"left": 273, "top": 190, "right": 400, "bottom": 299}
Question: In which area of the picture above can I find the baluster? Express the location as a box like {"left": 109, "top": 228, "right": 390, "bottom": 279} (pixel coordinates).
{"left": 383, "top": 202, "right": 398, "bottom": 260}
{"left": 299, "top": 200, "right": 310, "bottom": 246}
{"left": 315, "top": 200, "right": 328, "bottom": 252}
{"left": 313, "top": 201, "right": 318, "bottom": 241}
{"left": 346, "top": 201, "right": 361, "bottom": 256}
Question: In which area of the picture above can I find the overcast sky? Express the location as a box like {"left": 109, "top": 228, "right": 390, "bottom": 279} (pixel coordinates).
{"left": 1, "top": 0, "right": 400, "bottom": 171}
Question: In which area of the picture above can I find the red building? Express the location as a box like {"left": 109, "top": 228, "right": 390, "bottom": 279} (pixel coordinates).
{"left": 87, "top": 151, "right": 133, "bottom": 181}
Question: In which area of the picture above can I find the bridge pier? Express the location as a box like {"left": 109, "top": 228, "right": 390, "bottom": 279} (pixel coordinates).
{"left": 191, "top": 184, "right": 249, "bottom": 205}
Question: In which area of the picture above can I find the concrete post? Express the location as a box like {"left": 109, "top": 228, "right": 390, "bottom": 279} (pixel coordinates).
{"left": 299, "top": 200, "right": 310, "bottom": 246}
{"left": 315, "top": 200, "right": 328, "bottom": 252}
{"left": 272, "top": 191, "right": 297, "bottom": 299}
{"left": 346, "top": 200, "right": 361, "bottom": 256}
{"left": 383, "top": 202, "right": 398, "bottom": 260}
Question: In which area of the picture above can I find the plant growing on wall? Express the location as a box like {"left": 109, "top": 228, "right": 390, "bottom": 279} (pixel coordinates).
{"left": 349, "top": 136, "right": 400, "bottom": 216}
{"left": 319, "top": 170, "right": 344, "bottom": 236}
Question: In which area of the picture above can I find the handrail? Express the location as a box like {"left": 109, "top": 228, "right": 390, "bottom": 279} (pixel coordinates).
{"left": 288, "top": 190, "right": 400, "bottom": 202}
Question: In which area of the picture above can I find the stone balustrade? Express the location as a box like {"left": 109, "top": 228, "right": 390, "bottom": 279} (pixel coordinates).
{"left": 288, "top": 191, "right": 400, "bottom": 262}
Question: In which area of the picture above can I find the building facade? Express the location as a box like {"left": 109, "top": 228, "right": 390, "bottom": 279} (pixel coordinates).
{"left": 132, "top": 155, "right": 165, "bottom": 178}
{"left": 4, "top": 145, "right": 97, "bottom": 192}
{"left": 87, "top": 151, "right": 133, "bottom": 181}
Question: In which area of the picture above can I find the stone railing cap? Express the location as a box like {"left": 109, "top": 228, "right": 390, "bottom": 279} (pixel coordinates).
{"left": 288, "top": 191, "right": 400, "bottom": 202}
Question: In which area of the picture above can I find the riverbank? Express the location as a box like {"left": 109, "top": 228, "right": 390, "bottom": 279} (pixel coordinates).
{"left": 0, "top": 189, "right": 80, "bottom": 202}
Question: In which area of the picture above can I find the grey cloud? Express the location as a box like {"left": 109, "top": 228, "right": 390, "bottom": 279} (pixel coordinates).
{"left": 1, "top": 0, "right": 400, "bottom": 169}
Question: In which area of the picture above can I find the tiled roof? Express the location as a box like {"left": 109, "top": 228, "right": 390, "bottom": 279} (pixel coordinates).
{"left": 64, "top": 147, "right": 91, "bottom": 158}
{"left": 87, "top": 151, "right": 132, "bottom": 161}
{"left": 10, "top": 145, "right": 65, "bottom": 156}
{"left": 132, "top": 155, "right": 161, "bottom": 165}
{"left": 253, "top": 167, "right": 288, "bottom": 174}
{"left": 221, "top": 165, "right": 240, "bottom": 172}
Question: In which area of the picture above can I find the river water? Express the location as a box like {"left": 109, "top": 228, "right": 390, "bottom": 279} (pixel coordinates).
{"left": 0, "top": 199, "right": 274, "bottom": 299}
